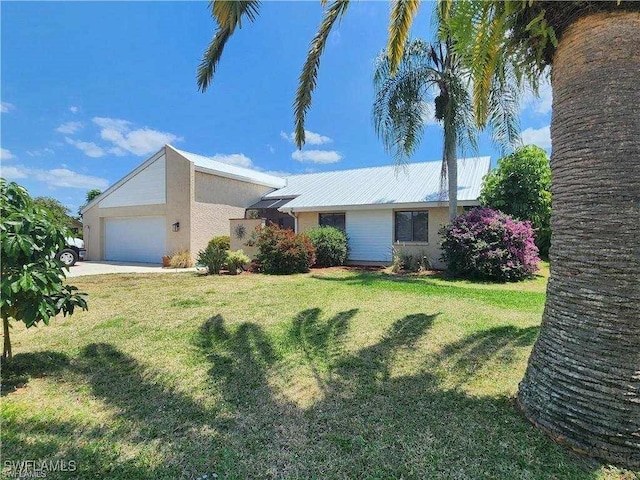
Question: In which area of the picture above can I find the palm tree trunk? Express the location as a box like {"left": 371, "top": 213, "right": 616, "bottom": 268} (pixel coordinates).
{"left": 517, "top": 12, "right": 640, "bottom": 469}
{"left": 3, "top": 315, "right": 11, "bottom": 360}
{"left": 444, "top": 122, "right": 458, "bottom": 222}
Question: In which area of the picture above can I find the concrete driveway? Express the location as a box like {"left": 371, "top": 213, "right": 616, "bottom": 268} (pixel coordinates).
{"left": 66, "top": 261, "right": 198, "bottom": 277}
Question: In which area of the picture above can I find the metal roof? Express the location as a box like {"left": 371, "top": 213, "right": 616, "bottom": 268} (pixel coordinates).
{"left": 264, "top": 156, "right": 490, "bottom": 212}
{"left": 248, "top": 198, "right": 293, "bottom": 209}
{"left": 172, "top": 147, "right": 287, "bottom": 189}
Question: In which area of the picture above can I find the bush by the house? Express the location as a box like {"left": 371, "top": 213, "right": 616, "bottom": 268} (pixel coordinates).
{"left": 391, "top": 245, "right": 431, "bottom": 273}
{"left": 304, "top": 226, "right": 348, "bottom": 267}
{"left": 254, "top": 225, "right": 315, "bottom": 274}
{"left": 226, "top": 250, "right": 250, "bottom": 275}
{"left": 479, "top": 145, "right": 551, "bottom": 256}
{"left": 197, "top": 236, "right": 231, "bottom": 274}
{"left": 169, "top": 250, "right": 194, "bottom": 268}
{"left": 440, "top": 208, "right": 540, "bottom": 282}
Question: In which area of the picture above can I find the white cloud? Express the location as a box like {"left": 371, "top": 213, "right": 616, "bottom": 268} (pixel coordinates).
{"left": 210, "top": 153, "right": 254, "bottom": 168}
{"left": 1, "top": 148, "right": 16, "bottom": 161}
{"left": 1, "top": 166, "right": 27, "bottom": 179}
{"left": 281, "top": 130, "right": 333, "bottom": 146}
{"left": 93, "top": 116, "right": 180, "bottom": 156}
{"left": 36, "top": 168, "right": 109, "bottom": 189}
{"left": 1, "top": 102, "right": 15, "bottom": 113}
{"left": 65, "top": 137, "right": 105, "bottom": 158}
{"left": 521, "top": 80, "right": 552, "bottom": 115}
{"left": 69, "top": 106, "right": 79, "bottom": 114}
{"left": 262, "top": 170, "right": 291, "bottom": 178}
{"left": 56, "top": 121, "right": 84, "bottom": 134}
{"left": 291, "top": 149, "right": 342, "bottom": 164}
{"left": 26, "top": 148, "right": 55, "bottom": 157}
{"left": 521, "top": 125, "right": 551, "bottom": 150}
{"left": 1, "top": 164, "right": 108, "bottom": 189}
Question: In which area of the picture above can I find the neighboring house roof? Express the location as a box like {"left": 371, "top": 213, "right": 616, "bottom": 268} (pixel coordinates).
{"left": 264, "top": 156, "right": 491, "bottom": 212}
{"left": 172, "top": 147, "right": 286, "bottom": 189}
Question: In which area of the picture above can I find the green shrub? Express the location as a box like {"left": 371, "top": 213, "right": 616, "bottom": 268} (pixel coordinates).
{"left": 254, "top": 225, "right": 315, "bottom": 274}
{"left": 391, "top": 246, "right": 431, "bottom": 273}
{"left": 197, "top": 236, "right": 230, "bottom": 275}
{"left": 209, "top": 235, "right": 230, "bottom": 251}
{"left": 226, "top": 250, "right": 250, "bottom": 275}
{"left": 304, "top": 226, "right": 348, "bottom": 267}
{"left": 169, "top": 250, "right": 193, "bottom": 268}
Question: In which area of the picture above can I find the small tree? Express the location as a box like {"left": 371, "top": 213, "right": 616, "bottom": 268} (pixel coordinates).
{"left": 479, "top": 145, "right": 552, "bottom": 256}
{"left": 1, "top": 180, "right": 88, "bottom": 359}
{"left": 85, "top": 189, "right": 102, "bottom": 203}
{"left": 33, "top": 196, "right": 75, "bottom": 230}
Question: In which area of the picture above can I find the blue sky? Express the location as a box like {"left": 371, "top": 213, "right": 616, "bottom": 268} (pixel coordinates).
{"left": 1, "top": 1, "right": 551, "bottom": 214}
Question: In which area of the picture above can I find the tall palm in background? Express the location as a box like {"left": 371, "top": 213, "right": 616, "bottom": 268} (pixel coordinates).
{"left": 372, "top": 38, "right": 519, "bottom": 221}
{"left": 197, "top": 0, "right": 639, "bottom": 468}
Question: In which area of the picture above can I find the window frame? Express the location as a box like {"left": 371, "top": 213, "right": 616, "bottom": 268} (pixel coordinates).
{"left": 394, "top": 210, "right": 429, "bottom": 243}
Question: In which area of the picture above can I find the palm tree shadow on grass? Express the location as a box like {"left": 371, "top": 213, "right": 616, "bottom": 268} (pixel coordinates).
{"left": 196, "top": 311, "right": 599, "bottom": 478}
{"left": 3, "top": 312, "right": 599, "bottom": 478}
{"left": 430, "top": 325, "right": 541, "bottom": 384}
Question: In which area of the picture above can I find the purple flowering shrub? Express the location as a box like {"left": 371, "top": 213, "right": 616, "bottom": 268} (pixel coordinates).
{"left": 440, "top": 208, "right": 540, "bottom": 282}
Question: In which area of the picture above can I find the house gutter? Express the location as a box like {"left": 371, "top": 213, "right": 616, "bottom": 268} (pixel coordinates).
{"left": 285, "top": 209, "right": 298, "bottom": 233}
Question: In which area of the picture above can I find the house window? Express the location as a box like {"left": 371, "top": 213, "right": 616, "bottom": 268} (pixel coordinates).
{"left": 395, "top": 211, "right": 428, "bottom": 242}
{"left": 319, "top": 213, "right": 346, "bottom": 232}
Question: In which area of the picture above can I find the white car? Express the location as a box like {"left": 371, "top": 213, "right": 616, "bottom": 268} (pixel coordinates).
{"left": 56, "top": 237, "right": 87, "bottom": 267}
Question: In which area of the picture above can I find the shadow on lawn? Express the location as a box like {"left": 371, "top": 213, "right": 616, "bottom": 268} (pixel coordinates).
{"left": 1, "top": 351, "right": 70, "bottom": 395}
{"left": 3, "top": 312, "right": 597, "bottom": 479}
{"left": 193, "top": 311, "right": 597, "bottom": 479}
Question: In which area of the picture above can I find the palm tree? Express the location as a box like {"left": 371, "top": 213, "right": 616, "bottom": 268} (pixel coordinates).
{"left": 372, "top": 38, "right": 519, "bottom": 221}
{"left": 197, "top": 0, "right": 640, "bottom": 468}
{"left": 439, "top": 1, "right": 640, "bottom": 468}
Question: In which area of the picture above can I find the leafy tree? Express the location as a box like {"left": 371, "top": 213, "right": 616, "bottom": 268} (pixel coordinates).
{"left": 479, "top": 145, "right": 551, "bottom": 256}
{"left": 0, "top": 180, "right": 88, "bottom": 359}
{"left": 197, "top": 1, "right": 640, "bottom": 466}
{"left": 33, "top": 196, "right": 75, "bottom": 230}
{"left": 85, "top": 188, "right": 102, "bottom": 203}
{"left": 373, "top": 38, "right": 519, "bottom": 221}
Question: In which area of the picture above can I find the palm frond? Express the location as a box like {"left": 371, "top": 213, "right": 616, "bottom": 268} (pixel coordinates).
{"left": 294, "top": 0, "right": 350, "bottom": 148}
{"left": 487, "top": 59, "right": 521, "bottom": 152}
{"left": 197, "top": 1, "right": 261, "bottom": 92}
{"left": 387, "top": 0, "right": 421, "bottom": 74}
{"left": 373, "top": 39, "right": 439, "bottom": 165}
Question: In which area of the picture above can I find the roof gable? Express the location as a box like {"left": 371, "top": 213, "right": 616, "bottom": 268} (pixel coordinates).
{"left": 170, "top": 146, "right": 286, "bottom": 189}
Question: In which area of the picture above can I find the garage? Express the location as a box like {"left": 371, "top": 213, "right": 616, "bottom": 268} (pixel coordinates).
{"left": 104, "top": 216, "right": 166, "bottom": 263}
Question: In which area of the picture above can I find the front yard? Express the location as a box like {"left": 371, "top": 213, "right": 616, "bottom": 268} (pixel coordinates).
{"left": 1, "top": 265, "right": 634, "bottom": 479}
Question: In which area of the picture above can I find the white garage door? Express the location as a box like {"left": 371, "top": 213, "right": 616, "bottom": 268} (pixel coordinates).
{"left": 104, "top": 216, "right": 166, "bottom": 263}
{"left": 346, "top": 210, "right": 393, "bottom": 262}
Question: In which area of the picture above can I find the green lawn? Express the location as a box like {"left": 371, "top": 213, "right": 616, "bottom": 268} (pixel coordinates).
{"left": 2, "top": 264, "right": 636, "bottom": 479}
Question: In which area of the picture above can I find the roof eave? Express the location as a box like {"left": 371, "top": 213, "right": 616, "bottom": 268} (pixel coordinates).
{"left": 278, "top": 199, "right": 481, "bottom": 213}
